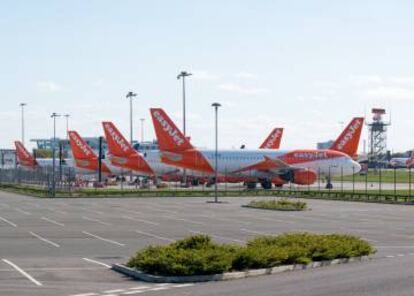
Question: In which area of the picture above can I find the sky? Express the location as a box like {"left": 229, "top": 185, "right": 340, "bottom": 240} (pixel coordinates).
{"left": 1, "top": 0, "right": 414, "bottom": 152}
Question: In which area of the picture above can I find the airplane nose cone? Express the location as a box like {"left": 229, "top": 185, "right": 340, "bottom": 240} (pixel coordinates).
{"left": 352, "top": 160, "right": 361, "bottom": 173}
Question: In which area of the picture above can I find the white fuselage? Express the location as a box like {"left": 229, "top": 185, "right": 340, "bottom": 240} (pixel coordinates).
{"left": 390, "top": 158, "right": 409, "bottom": 168}
{"left": 145, "top": 149, "right": 361, "bottom": 179}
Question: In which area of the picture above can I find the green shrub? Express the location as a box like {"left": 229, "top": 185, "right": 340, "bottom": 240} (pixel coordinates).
{"left": 247, "top": 233, "right": 375, "bottom": 262}
{"left": 172, "top": 234, "right": 213, "bottom": 250}
{"left": 126, "top": 233, "right": 375, "bottom": 276}
{"left": 127, "top": 235, "right": 239, "bottom": 276}
{"left": 246, "top": 199, "right": 307, "bottom": 211}
{"left": 232, "top": 246, "right": 288, "bottom": 270}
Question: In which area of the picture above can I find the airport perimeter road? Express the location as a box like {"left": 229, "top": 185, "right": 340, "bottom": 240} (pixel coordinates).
{"left": 1, "top": 192, "right": 414, "bottom": 296}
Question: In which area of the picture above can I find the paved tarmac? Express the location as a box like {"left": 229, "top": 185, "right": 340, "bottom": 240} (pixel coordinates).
{"left": 1, "top": 191, "right": 414, "bottom": 296}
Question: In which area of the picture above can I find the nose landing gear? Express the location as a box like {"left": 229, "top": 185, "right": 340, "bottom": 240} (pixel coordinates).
{"left": 326, "top": 178, "right": 333, "bottom": 189}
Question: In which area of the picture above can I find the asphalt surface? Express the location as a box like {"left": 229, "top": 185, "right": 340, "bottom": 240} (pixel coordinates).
{"left": 1, "top": 191, "right": 414, "bottom": 296}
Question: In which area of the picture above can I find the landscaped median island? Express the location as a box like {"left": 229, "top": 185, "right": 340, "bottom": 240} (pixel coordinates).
{"left": 113, "top": 233, "right": 375, "bottom": 282}
{"left": 244, "top": 199, "right": 308, "bottom": 211}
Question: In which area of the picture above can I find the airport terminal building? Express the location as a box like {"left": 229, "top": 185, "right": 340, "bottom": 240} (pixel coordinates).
{"left": 30, "top": 138, "right": 159, "bottom": 159}
{"left": 0, "top": 149, "right": 16, "bottom": 168}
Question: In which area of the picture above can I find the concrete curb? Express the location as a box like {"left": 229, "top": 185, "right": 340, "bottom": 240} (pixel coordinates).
{"left": 112, "top": 256, "right": 370, "bottom": 283}
{"left": 241, "top": 205, "right": 309, "bottom": 211}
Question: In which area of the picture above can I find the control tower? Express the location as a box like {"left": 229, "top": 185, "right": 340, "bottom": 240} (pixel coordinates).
{"left": 367, "top": 108, "right": 391, "bottom": 168}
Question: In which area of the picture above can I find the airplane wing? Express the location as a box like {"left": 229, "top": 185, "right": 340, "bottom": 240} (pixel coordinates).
{"left": 232, "top": 156, "right": 291, "bottom": 174}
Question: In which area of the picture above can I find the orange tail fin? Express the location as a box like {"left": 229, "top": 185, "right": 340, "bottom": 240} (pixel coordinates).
{"left": 150, "top": 108, "right": 214, "bottom": 174}
{"left": 102, "top": 122, "right": 154, "bottom": 175}
{"left": 68, "top": 131, "right": 111, "bottom": 173}
{"left": 260, "top": 128, "right": 283, "bottom": 149}
{"left": 14, "top": 141, "right": 37, "bottom": 168}
{"left": 330, "top": 117, "right": 364, "bottom": 158}
{"left": 150, "top": 108, "right": 193, "bottom": 152}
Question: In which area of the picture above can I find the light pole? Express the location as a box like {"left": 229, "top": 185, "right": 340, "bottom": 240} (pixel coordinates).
{"left": 126, "top": 91, "right": 137, "bottom": 182}
{"left": 212, "top": 102, "right": 221, "bottom": 203}
{"left": 126, "top": 91, "right": 137, "bottom": 145}
{"left": 177, "top": 71, "right": 192, "bottom": 185}
{"left": 140, "top": 118, "right": 145, "bottom": 143}
{"left": 19, "top": 103, "right": 26, "bottom": 145}
{"left": 51, "top": 113, "right": 61, "bottom": 196}
{"left": 64, "top": 114, "right": 70, "bottom": 140}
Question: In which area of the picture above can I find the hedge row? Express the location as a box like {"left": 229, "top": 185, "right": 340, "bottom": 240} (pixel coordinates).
{"left": 246, "top": 199, "right": 307, "bottom": 211}
{"left": 127, "top": 233, "right": 375, "bottom": 276}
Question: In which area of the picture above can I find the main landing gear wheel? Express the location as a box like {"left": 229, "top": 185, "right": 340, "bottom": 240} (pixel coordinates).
{"left": 246, "top": 182, "right": 257, "bottom": 189}
{"left": 260, "top": 179, "right": 272, "bottom": 190}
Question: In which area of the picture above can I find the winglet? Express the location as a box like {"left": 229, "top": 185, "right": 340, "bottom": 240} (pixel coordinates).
{"left": 14, "top": 141, "right": 37, "bottom": 168}
{"left": 260, "top": 128, "right": 284, "bottom": 149}
{"left": 150, "top": 108, "right": 193, "bottom": 152}
{"left": 330, "top": 117, "right": 364, "bottom": 158}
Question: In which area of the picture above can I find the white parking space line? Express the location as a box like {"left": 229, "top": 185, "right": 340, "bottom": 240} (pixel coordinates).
{"left": 24, "top": 267, "right": 103, "bottom": 271}
{"left": 129, "top": 286, "right": 150, "bottom": 290}
{"left": 198, "top": 214, "right": 251, "bottom": 225}
{"left": 0, "top": 216, "right": 17, "bottom": 227}
{"left": 172, "top": 283, "right": 194, "bottom": 288}
{"left": 29, "top": 231, "right": 60, "bottom": 248}
{"left": 82, "top": 231, "right": 125, "bottom": 246}
{"left": 82, "top": 216, "right": 112, "bottom": 226}
{"left": 85, "top": 209, "right": 105, "bottom": 215}
{"left": 122, "top": 215, "right": 159, "bottom": 226}
{"left": 15, "top": 208, "right": 31, "bottom": 215}
{"left": 144, "top": 206, "right": 178, "bottom": 214}
{"left": 135, "top": 230, "right": 174, "bottom": 242}
{"left": 2, "top": 258, "right": 43, "bottom": 287}
{"left": 46, "top": 207, "right": 68, "bottom": 215}
{"left": 68, "top": 281, "right": 193, "bottom": 296}
{"left": 165, "top": 216, "right": 206, "bottom": 225}
{"left": 41, "top": 216, "right": 65, "bottom": 227}
{"left": 103, "top": 289, "right": 125, "bottom": 293}
{"left": 149, "top": 287, "right": 170, "bottom": 291}
{"left": 82, "top": 257, "right": 111, "bottom": 268}
{"left": 117, "top": 208, "right": 146, "bottom": 216}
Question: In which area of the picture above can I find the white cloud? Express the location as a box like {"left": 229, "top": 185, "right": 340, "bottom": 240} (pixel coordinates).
{"left": 36, "top": 81, "right": 62, "bottom": 92}
{"left": 388, "top": 76, "right": 414, "bottom": 85}
{"left": 350, "top": 75, "right": 383, "bottom": 86}
{"left": 313, "top": 80, "right": 339, "bottom": 89}
{"left": 191, "top": 71, "right": 219, "bottom": 81}
{"left": 218, "top": 83, "right": 269, "bottom": 95}
{"left": 349, "top": 75, "right": 414, "bottom": 100}
{"left": 363, "top": 86, "right": 414, "bottom": 100}
{"left": 235, "top": 72, "right": 257, "bottom": 79}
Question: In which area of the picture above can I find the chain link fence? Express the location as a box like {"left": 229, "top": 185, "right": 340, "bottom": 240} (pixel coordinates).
{"left": 0, "top": 166, "right": 412, "bottom": 201}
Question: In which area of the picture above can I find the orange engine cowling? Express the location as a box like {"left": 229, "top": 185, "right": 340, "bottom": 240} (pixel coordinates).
{"left": 292, "top": 169, "right": 317, "bottom": 185}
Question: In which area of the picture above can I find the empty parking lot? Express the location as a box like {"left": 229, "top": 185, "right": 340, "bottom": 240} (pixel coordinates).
{"left": 1, "top": 191, "right": 414, "bottom": 296}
